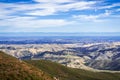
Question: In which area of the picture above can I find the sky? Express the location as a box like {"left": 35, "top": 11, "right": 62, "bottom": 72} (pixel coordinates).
{"left": 0, "top": 0, "right": 120, "bottom": 32}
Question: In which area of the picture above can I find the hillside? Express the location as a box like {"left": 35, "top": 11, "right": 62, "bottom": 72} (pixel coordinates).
{"left": 1, "top": 51, "right": 120, "bottom": 80}
{"left": 1, "top": 42, "right": 120, "bottom": 71}
{"left": 0, "top": 51, "right": 53, "bottom": 80}
{"left": 25, "top": 60, "right": 120, "bottom": 80}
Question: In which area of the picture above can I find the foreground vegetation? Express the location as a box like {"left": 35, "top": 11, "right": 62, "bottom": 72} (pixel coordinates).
{"left": 0, "top": 51, "right": 120, "bottom": 80}
{"left": 0, "top": 51, "right": 53, "bottom": 80}
{"left": 25, "top": 60, "right": 120, "bottom": 80}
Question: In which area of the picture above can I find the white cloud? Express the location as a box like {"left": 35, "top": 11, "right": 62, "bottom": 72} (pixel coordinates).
{"left": 73, "top": 10, "right": 111, "bottom": 22}
{"left": 57, "top": 1, "right": 96, "bottom": 11}
{"left": 0, "top": 0, "right": 97, "bottom": 16}
{"left": 116, "top": 8, "right": 120, "bottom": 12}
{"left": 6, "top": 2, "right": 118, "bottom": 16}
{"left": 25, "top": 1, "right": 96, "bottom": 16}
{"left": 0, "top": 17, "right": 75, "bottom": 28}
{"left": 34, "top": 0, "right": 75, "bottom": 3}
{"left": 0, "top": 1, "right": 119, "bottom": 18}
{"left": 98, "top": 3, "right": 120, "bottom": 9}
{"left": 0, "top": 0, "right": 119, "bottom": 31}
{"left": 27, "top": 8, "right": 56, "bottom": 16}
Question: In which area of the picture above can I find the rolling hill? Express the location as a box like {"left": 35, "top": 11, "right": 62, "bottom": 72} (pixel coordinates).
{"left": 0, "top": 51, "right": 120, "bottom": 80}
{"left": 25, "top": 60, "right": 120, "bottom": 80}
{"left": 0, "top": 51, "right": 53, "bottom": 80}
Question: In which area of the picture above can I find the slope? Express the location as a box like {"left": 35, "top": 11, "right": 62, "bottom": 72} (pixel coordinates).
{"left": 0, "top": 51, "right": 54, "bottom": 80}
{"left": 25, "top": 60, "right": 120, "bottom": 80}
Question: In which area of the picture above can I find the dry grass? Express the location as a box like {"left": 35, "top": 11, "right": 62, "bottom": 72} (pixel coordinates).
{"left": 0, "top": 51, "right": 53, "bottom": 80}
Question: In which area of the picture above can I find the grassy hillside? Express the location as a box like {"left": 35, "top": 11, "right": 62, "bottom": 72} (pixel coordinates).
{"left": 0, "top": 51, "right": 120, "bottom": 80}
{"left": 0, "top": 51, "right": 54, "bottom": 80}
{"left": 25, "top": 60, "right": 120, "bottom": 80}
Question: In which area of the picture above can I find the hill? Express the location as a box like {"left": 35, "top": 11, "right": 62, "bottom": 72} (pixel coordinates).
{"left": 0, "top": 51, "right": 53, "bottom": 80}
{"left": 1, "top": 42, "right": 120, "bottom": 71}
{"left": 25, "top": 60, "right": 120, "bottom": 80}
{"left": 0, "top": 51, "right": 120, "bottom": 80}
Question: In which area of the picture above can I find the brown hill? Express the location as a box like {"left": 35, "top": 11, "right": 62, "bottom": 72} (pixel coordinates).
{"left": 0, "top": 51, "right": 54, "bottom": 80}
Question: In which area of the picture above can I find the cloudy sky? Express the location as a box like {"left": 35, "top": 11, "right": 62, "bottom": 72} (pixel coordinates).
{"left": 0, "top": 0, "right": 120, "bottom": 32}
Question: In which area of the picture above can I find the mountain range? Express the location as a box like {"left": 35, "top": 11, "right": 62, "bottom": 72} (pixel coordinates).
{"left": 1, "top": 42, "right": 120, "bottom": 71}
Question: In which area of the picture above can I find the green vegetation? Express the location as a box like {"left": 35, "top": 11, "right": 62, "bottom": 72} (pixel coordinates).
{"left": 0, "top": 51, "right": 53, "bottom": 80}
{"left": 0, "top": 51, "right": 120, "bottom": 80}
{"left": 25, "top": 60, "right": 120, "bottom": 80}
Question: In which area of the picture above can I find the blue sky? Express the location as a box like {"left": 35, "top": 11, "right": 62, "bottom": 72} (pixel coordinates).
{"left": 0, "top": 0, "right": 120, "bottom": 32}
